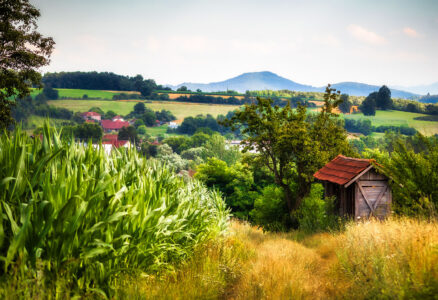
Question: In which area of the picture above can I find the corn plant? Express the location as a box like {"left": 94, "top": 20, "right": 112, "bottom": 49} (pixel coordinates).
{"left": 0, "top": 124, "right": 229, "bottom": 296}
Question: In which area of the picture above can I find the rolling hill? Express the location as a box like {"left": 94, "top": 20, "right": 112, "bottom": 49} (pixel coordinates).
{"left": 171, "top": 71, "right": 418, "bottom": 99}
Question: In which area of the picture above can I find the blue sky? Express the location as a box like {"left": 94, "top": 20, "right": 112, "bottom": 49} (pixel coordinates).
{"left": 33, "top": 0, "right": 438, "bottom": 87}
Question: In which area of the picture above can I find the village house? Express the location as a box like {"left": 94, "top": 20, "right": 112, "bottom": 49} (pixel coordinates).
{"left": 80, "top": 111, "right": 101, "bottom": 121}
{"left": 100, "top": 120, "right": 130, "bottom": 132}
{"left": 112, "top": 115, "right": 125, "bottom": 122}
{"left": 314, "top": 155, "right": 392, "bottom": 220}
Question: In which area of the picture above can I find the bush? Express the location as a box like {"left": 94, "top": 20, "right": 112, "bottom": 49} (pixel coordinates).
{"left": 294, "top": 183, "right": 339, "bottom": 233}
{"left": 250, "top": 185, "right": 290, "bottom": 231}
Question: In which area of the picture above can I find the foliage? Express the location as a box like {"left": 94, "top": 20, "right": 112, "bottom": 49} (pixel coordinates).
{"left": 376, "top": 85, "right": 393, "bottom": 110}
{"left": 250, "top": 185, "right": 290, "bottom": 231}
{"left": 118, "top": 125, "right": 138, "bottom": 143}
{"left": 42, "top": 72, "right": 157, "bottom": 94}
{"left": 72, "top": 122, "right": 103, "bottom": 142}
{"left": 338, "top": 93, "right": 352, "bottom": 113}
{"left": 385, "top": 134, "right": 438, "bottom": 216}
{"left": 104, "top": 110, "right": 117, "bottom": 120}
{"left": 360, "top": 92, "right": 377, "bottom": 116}
{"left": 223, "top": 85, "right": 353, "bottom": 214}
{"left": 195, "top": 158, "right": 257, "bottom": 219}
{"left": 42, "top": 86, "right": 59, "bottom": 100}
{"left": 137, "top": 124, "right": 147, "bottom": 135}
{"left": 344, "top": 118, "right": 373, "bottom": 135}
{"left": 0, "top": 124, "right": 228, "bottom": 297}
{"left": 293, "top": 184, "right": 339, "bottom": 233}
{"left": 0, "top": 0, "right": 54, "bottom": 128}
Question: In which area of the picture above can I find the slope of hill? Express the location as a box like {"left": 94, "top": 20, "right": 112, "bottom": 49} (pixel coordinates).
{"left": 171, "top": 71, "right": 418, "bottom": 99}
{"left": 394, "top": 82, "right": 438, "bottom": 95}
{"left": 172, "top": 71, "right": 319, "bottom": 93}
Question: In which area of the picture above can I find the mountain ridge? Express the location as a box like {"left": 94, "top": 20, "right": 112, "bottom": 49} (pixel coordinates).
{"left": 169, "top": 71, "right": 418, "bottom": 99}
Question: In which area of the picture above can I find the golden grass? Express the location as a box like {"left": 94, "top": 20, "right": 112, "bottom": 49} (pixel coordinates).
{"left": 4, "top": 218, "right": 436, "bottom": 298}
{"left": 115, "top": 218, "right": 438, "bottom": 299}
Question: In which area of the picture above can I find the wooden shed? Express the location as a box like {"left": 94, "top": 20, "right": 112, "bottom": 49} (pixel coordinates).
{"left": 313, "top": 155, "right": 392, "bottom": 219}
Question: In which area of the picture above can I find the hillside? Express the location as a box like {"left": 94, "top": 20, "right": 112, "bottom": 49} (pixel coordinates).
{"left": 171, "top": 71, "right": 418, "bottom": 99}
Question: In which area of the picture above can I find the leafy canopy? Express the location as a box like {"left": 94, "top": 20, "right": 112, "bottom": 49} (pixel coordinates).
{"left": 0, "top": 0, "right": 54, "bottom": 128}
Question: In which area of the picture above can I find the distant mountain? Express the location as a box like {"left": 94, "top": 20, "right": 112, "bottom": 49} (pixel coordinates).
{"left": 170, "top": 71, "right": 319, "bottom": 94}
{"left": 393, "top": 82, "right": 438, "bottom": 95}
{"left": 170, "top": 71, "right": 418, "bottom": 99}
{"left": 330, "top": 82, "right": 417, "bottom": 99}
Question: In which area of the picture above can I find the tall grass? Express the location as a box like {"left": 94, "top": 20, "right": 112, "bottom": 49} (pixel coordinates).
{"left": 0, "top": 124, "right": 228, "bottom": 297}
{"left": 119, "top": 219, "right": 438, "bottom": 299}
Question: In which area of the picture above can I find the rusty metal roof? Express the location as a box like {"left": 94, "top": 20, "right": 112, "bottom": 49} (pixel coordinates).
{"left": 313, "top": 155, "right": 373, "bottom": 185}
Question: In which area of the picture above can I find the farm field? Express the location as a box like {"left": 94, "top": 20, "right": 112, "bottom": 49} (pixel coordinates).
{"left": 47, "top": 100, "right": 240, "bottom": 119}
{"left": 31, "top": 88, "right": 139, "bottom": 99}
{"left": 344, "top": 110, "right": 438, "bottom": 135}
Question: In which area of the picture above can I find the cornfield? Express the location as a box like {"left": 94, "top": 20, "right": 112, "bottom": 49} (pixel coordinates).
{"left": 0, "top": 124, "right": 229, "bottom": 297}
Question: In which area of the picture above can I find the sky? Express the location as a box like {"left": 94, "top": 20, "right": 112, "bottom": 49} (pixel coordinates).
{"left": 32, "top": 0, "right": 438, "bottom": 87}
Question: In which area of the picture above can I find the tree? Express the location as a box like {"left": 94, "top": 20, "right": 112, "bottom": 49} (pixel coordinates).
{"left": 338, "top": 93, "right": 352, "bottom": 114}
{"left": 177, "top": 86, "right": 188, "bottom": 92}
{"left": 142, "top": 110, "right": 156, "bottom": 126}
{"left": 134, "top": 102, "right": 146, "bottom": 114}
{"left": 118, "top": 126, "right": 138, "bottom": 143}
{"left": 137, "top": 79, "right": 156, "bottom": 97}
{"left": 376, "top": 85, "right": 392, "bottom": 110}
{"left": 0, "top": 0, "right": 55, "bottom": 128}
{"left": 361, "top": 92, "right": 377, "bottom": 116}
{"left": 222, "top": 85, "right": 352, "bottom": 213}
{"left": 104, "top": 110, "right": 117, "bottom": 120}
{"left": 42, "top": 85, "right": 59, "bottom": 100}
{"left": 74, "top": 123, "right": 103, "bottom": 142}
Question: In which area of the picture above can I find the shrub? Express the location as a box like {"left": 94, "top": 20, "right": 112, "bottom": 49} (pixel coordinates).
{"left": 250, "top": 185, "right": 290, "bottom": 231}
{"left": 294, "top": 183, "right": 339, "bottom": 233}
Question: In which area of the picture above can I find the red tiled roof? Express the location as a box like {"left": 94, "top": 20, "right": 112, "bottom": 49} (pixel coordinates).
{"left": 101, "top": 120, "right": 130, "bottom": 130}
{"left": 81, "top": 111, "right": 101, "bottom": 117}
{"left": 313, "top": 155, "right": 373, "bottom": 185}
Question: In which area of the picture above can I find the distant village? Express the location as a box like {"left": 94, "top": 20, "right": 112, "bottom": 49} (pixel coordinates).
{"left": 80, "top": 111, "right": 181, "bottom": 153}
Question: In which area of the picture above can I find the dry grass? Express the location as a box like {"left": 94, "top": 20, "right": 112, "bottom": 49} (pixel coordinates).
{"left": 6, "top": 218, "right": 435, "bottom": 298}
{"left": 116, "top": 218, "right": 438, "bottom": 299}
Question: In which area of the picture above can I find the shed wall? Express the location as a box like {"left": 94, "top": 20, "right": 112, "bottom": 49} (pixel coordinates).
{"left": 354, "top": 169, "right": 391, "bottom": 219}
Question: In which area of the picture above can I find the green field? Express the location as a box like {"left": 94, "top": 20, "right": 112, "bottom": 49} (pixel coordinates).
{"left": 47, "top": 100, "right": 240, "bottom": 119}
{"left": 344, "top": 110, "right": 438, "bottom": 135}
{"left": 31, "top": 88, "right": 130, "bottom": 99}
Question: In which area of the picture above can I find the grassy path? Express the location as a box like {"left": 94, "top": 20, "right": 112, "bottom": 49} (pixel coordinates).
{"left": 116, "top": 218, "right": 438, "bottom": 299}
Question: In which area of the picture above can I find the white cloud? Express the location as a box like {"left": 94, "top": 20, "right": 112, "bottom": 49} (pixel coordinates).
{"left": 403, "top": 27, "right": 419, "bottom": 38}
{"left": 347, "top": 24, "right": 386, "bottom": 45}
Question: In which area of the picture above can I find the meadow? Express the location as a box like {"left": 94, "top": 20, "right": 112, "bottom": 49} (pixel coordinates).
{"left": 47, "top": 99, "right": 240, "bottom": 119}
{"left": 31, "top": 88, "right": 130, "bottom": 99}
{"left": 117, "top": 218, "right": 438, "bottom": 299}
{"left": 344, "top": 110, "right": 438, "bottom": 135}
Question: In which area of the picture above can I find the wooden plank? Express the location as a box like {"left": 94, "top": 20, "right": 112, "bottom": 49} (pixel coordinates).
{"left": 358, "top": 180, "right": 387, "bottom": 187}
{"left": 344, "top": 165, "right": 374, "bottom": 188}
{"left": 355, "top": 184, "right": 359, "bottom": 218}
{"left": 372, "top": 185, "right": 388, "bottom": 212}
{"left": 357, "top": 182, "right": 375, "bottom": 216}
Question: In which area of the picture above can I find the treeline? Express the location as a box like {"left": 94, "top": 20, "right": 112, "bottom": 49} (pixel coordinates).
{"left": 344, "top": 119, "right": 417, "bottom": 136}
{"left": 167, "top": 112, "right": 237, "bottom": 136}
{"left": 42, "top": 72, "right": 163, "bottom": 97}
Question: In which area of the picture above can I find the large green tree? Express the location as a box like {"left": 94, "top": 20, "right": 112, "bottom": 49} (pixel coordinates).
{"left": 0, "top": 0, "right": 55, "bottom": 128}
{"left": 376, "top": 85, "right": 392, "bottom": 110}
{"left": 338, "top": 93, "right": 352, "bottom": 114}
{"left": 361, "top": 92, "right": 377, "bottom": 116}
{"left": 223, "top": 85, "right": 353, "bottom": 213}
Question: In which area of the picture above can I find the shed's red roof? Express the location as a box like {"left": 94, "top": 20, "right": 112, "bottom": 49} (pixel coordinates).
{"left": 313, "top": 155, "right": 373, "bottom": 185}
{"left": 101, "top": 120, "right": 130, "bottom": 130}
